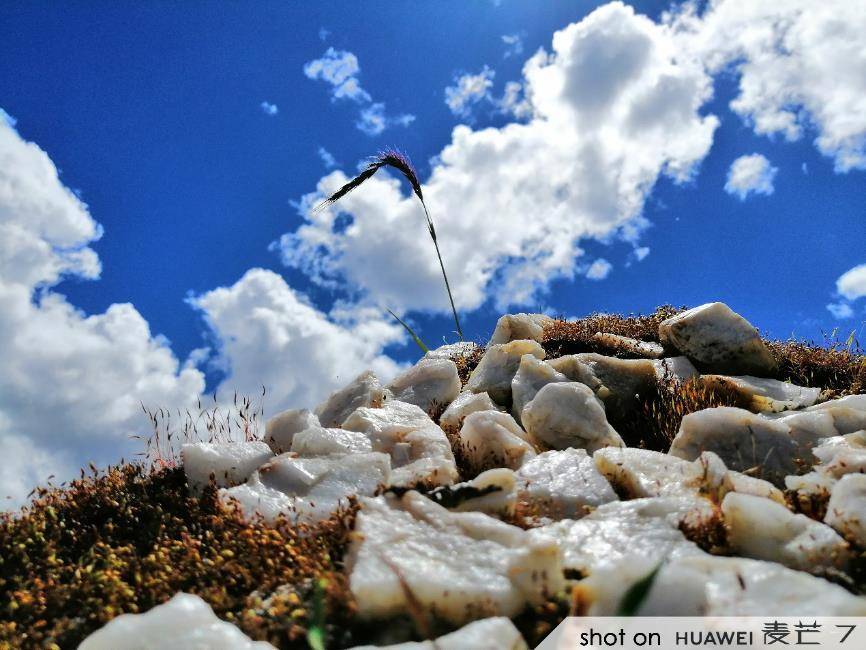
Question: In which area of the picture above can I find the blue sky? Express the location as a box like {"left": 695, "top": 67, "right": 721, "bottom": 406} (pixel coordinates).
{"left": 1, "top": 0, "right": 865, "bottom": 503}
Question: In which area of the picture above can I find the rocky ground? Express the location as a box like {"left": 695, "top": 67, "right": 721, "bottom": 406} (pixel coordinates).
{"left": 2, "top": 303, "right": 866, "bottom": 649}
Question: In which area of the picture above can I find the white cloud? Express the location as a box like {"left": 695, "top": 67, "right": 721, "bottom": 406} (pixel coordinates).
{"left": 827, "top": 302, "right": 854, "bottom": 320}
{"left": 837, "top": 264, "right": 866, "bottom": 301}
{"left": 634, "top": 246, "right": 650, "bottom": 261}
{"left": 502, "top": 33, "right": 525, "bottom": 59}
{"left": 318, "top": 27, "right": 331, "bottom": 42}
{"left": 279, "top": 2, "right": 717, "bottom": 314}
{"left": 671, "top": 0, "right": 866, "bottom": 171}
{"left": 304, "top": 47, "right": 414, "bottom": 135}
{"left": 586, "top": 258, "right": 613, "bottom": 280}
{"left": 445, "top": 67, "right": 496, "bottom": 119}
{"left": 318, "top": 146, "right": 337, "bottom": 169}
{"left": 260, "top": 101, "right": 278, "bottom": 116}
{"left": 724, "top": 153, "right": 777, "bottom": 199}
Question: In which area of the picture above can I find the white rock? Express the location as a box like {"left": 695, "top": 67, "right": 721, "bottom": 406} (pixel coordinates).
{"left": 346, "top": 492, "right": 564, "bottom": 625}
{"left": 383, "top": 427, "right": 459, "bottom": 488}
{"left": 343, "top": 399, "right": 434, "bottom": 439}
{"left": 546, "top": 355, "right": 603, "bottom": 391}
{"left": 572, "top": 353, "right": 657, "bottom": 410}
{"left": 813, "top": 431, "right": 866, "bottom": 463}
{"left": 220, "top": 452, "right": 390, "bottom": 524}
{"left": 592, "top": 332, "right": 664, "bottom": 358}
{"left": 652, "top": 356, "right": 699, "bottom": 382}
{"left": 772, "top": 410, "right": 840, "bottom": 450}
{"left": 314, "top": 370, "right": 386, "bottom": 427}
{"left": 349, "top": 617, "right": 527, "bottom": 650}
{"left": 459, "top": 410, "right": 537, "bottom": 472}
{"left": 825, "top": 473, "right": 866, "bottom": 546}
{"left": 510, "top": 355, "right": 568, "bottom": 422}
{"left": 290, "top": 426, "right": 373, "bottom": 456}
{"left": 78, "top": 593, "right": 275, "bottom": 650}
{"left": 423, "top": 341, "right": 478, "bottom": 360}
{"left": 669, "top": 406, "right": 797, "bottom": 483}
{"left": 516, "top": 448, "right": 617, "bottom": 519}
{"left": 701, "top": 375, "right": 821, "bottom": 413}
{"left": 521, "top": 382, "right": 624, "bottom": 453}
{"left": 488, "top": 312, "right": 552, "bottom": 346}
{"left": 439, "top": 390, "right": 502, "bottom": 431}
{"left": 658, "top": 302, "right": 776, "bottom": 375}
{"left": 428, "top": 468, "right": 517, "bottom": 516}
{"left": 386, "top": 358, "right": 461, "bottom": 414}
{"left": 467, "top": 339, "right": 545, "bottom": 404}
{"left": 721, "top": 492, "right": 850, "bottom": 572}
{"left": 181, "top": 442, "right": 273, "bottom": 491}
{"left": 807, "top": 395, "right": 866, "bottom": 434}
{"left": 580, "top": 554, "right": 866, "bottom": 616}
{"left": 264, "top": 408, "right": 320, "bottom": 453}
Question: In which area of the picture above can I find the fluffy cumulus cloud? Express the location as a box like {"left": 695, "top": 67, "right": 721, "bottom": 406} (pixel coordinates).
{"left": 826, "top": 264, "right": 866, "bottom": 320}
{"left": 445, "top": 67, "right": 496, "bottom": 119}
{"left": 280, "top": 2, "right": 718, "bottom": 314}
{"left": 724, "top": 153, "right": 777, "bottom": 199}
{"left": 502, "top": 34, "right": 525, "bottom": 59}
{"left": 304, "top": 47, "right": 414, "bottom": 135}
{"left": 260, "top": 101, "right": 278, "bottom": 116}
{"left": 585, "top": 258, "right": 613, "bottom": 280}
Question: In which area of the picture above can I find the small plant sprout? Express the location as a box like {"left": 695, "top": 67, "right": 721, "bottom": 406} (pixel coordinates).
{"left": 317, "top": 149, "right": 465, "bottom": 340}
{"left": 387, "top": 309, "right": 430, "bottom": 354}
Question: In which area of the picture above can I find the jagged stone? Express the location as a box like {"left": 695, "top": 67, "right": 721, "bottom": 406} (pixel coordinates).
{"left": 181, "top": 442, "right": 273, "bottom": 491}
{"left": 348, "top": 617, "right": 527, "bottom": 650}
{"left": 658, "top": 302, "right": 777, "bottom": 375}
{"left": 592, "top": 332, "right": 664, "bottom": 358}
{"left": 824, "top": 474, "right": 866, "bottom": 547}
{"left": 701, "top": 375, "right": 820, "bottom": 413}
{"left": 521, "top": 382, "right": 624, "bottom": 453}
{"left": 510, "top": 355, "right": 568, "bottom": 423}
{"left": 571, "top": 353, "right": 657, "bottom": 412}
{"left": 423, "top": 341, "right": 478, "bottom": 360}
{"left": 290, "top": 426, "right": 373, "bottom": 456}
{"left": 343, "top": 399, "right": 435, "bottom": 439}
{"left": 488, "top": 313, "right": 552, "bottom": 346}
{"left": 79, "top": 593, "right": 275, "bottom": 650}
{"left": 264, "top": 408, "right": 320, "bottom": 453}
{"left": 467, "top": 339, "right": 546, "bottom": 404}
{"left": 220, "top": 452, "right": 390, "bottom": 524}
{"left": 515, "top": 448, "right": 617, "bottom": 520}
{"left": 427, "top": 468, "right": 517, "bottom": 516}
{"left": 439, "top": 390, "right": 502, "bottom": 431}
{"left": 652, "top": 356, "right": 699, "bottom": 382}
{"left": 721, "top": 492, "right": 850, "bottom": 573}
{"left": 346, "top": 492, "right": 564, "bottom": 625}
{"left": 314, "top": 370, "right": 386, "bottom": 427}
{"left": 806, "top": 394, "right": 866, "bottom": 434}
{"left": 669, "top": 407, "right": 798, "bottom": 484}
{"left": 386, "top": 358, "right": 461, "bottom": 414}
{"left": 459, "top": 410, "right": 537, "bottom": 471}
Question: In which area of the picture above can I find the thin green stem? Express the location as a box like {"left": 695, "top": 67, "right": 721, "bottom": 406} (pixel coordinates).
{"left": 422, "top": 202, "right": 464, "bottom": 340}
{"left": 388, "top": 309, "right": 430, "bottom": 353}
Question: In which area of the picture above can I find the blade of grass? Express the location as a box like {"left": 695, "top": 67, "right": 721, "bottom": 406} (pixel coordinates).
{"left": 616, "top": 563, "right": 662, "bottom": 616}
{"left": 388, "top": 309, "right": 430, "bottom": 353}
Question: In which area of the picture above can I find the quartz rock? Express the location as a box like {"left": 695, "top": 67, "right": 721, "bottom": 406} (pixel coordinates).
{"left": 290, "top": 426, "right": 373, "bottom": 456}
{"left": 807, "top": 395, "right": 866, "bottom": 434}
{"left": 772, "top": 410, "right": 840, "bottom": 450}
{"left": 439, "top": 390, "right": 502, "bottom": 431}
{"left": 721, "top": 492, "right": 850, "bottom": 572}
{"left": 79, "top": 593, "right": 275, "bottom": 650}
{"left": 386, "top": 358, "right": 461, "bottom": 414}
{"left": 658, "top": 302, "right": 776, "bottom": 375}
{"left": 182, "top": 442, "right": 273, "bottom": 491}
{"left": 572, "top": 353, "right": 657, "bottom": 411}
{"left": 824, "top": 474, "right": 866, "bottom": 546}
{"left": 701, "top": 375, "right": 821, "bottom": 413}
{"left": 348, "top": 617, "right": 527, "bottom": 650}
{"left": 546, "top": 355, "right": 603, "bottom": 392}
{"left": 521, "top": 382, "right": 624, "bottom": 453}
{"left": 510, "top": 355, "right": 568, "bottom": 423}
{"left": 315, "top": 370, "right": 386, "bottom": 427}
{"left": 488, "top": 313, "right": 552, "bottom": 346}
{"left": 515, "top": 448, "right": 617, "bottom": 519}
{"left": 459, "top": 410, "right": 537, "bottom": 471}
{"left": 467, "top": 340, "right": 545, "bottom": 404}
{"left": 669, "top": 407, "right": 798, "bottom": 484}
{"left": 592, "top": 332, "right": 664, "bottom": 359}
{"left": 382, "top": 427, "right": 459, "bottom": 488}
{"left": 427, "top": 468, "right": 517, "bottom": 516}
{"left": 220, "top": 452, "right": 390, "bottom": 524}
{"left": 264, "top": 408, "right": 320, "bottom": 453}
{"left": 813, "top": 431, "right": 866, "bottom": 463}
{"left": 423, "top": 341, "right": 478, "bottom": 360}
{"left": 652, "top": 356, "right": 699, "bottom": 382}
{"left": 346, "top": 492, "right": 564, "bottom": 625}
{"left": 343, "top": 400, "right": 435, "bottom": 440}
{"left": 580, "top": 554, "right": 866, "bottom": 616}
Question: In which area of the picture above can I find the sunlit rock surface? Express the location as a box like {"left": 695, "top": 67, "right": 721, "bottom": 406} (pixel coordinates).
{"left": 807, "top": 394, "right": 866, "bottom": 434}
{"left": 439, "top": 390, "right": 502, "bottom": 431}
{"left": 381, "top": 427, "right": 459, "bottom": 488}
{"left": 592, "top": 332, "right": 664, "bottom": 358}
{"left": 386, "top": 357, "right": 461, "bottom": 414}
{"left": 314, "top": 370, "right": 386, "bottom": 427}
{"left": 343, "top": 399, "right": 434, "bottom": 440}
{"left": 521, "top": 382, "right": 624, "bottom": 453}
{"left": 721, "top": 492, "right": 849, "bottom": 572}
{"left": 510, "top": 355, "right": 568, "bottom": 423}
{"left": 264, "top": 408, "right": 320, "bottom": 454}
{"left": 349, "top": 617, "right": 527, "bottom": 650}
{"left": 515, "top": 448, "right": 617, "bottom": 520}
{"left": 346, "top": 492, "right": 564, "bottom": 625}
{"left": 220, "top": 452, "right": 390, "bottom": 524}
{"left": 546, "top": 355, "right": 602, "bottom": 392}
{"left": 459, "top": 410, "right": 537, "bottom": 471}
{"left": 824, "top": 474, "right": 866, "bottom": 546}
{"left": 290, "top": 426, "right": 373, "bottom": 456}
{"left": 423, "top": 341, "right": 478, "bottom": 360}
{"left": 581, "top": 554, "right": 866, "bottom": 616}
{"left": 79, "top": 593, "right": 275, "bottom": 650}
{"left": 652, "top": 356, "right": 699, "bottom": 382}
{"left": 669, "top": 407, "right": 797, "bottom": 483}
{"left": 658, "top": 302, "right": 776, "bottom": 375}
{"left": 570, "top": 353, "right": 657, "bottom": 413}
{"left": 488, "top": 313, "right": 552, "bottom": 346}
{"left": 182, "top": 442, "right": 273, "bottom": 491}
{"left": 467, "top": 339, "right": 546, "bottom": 404}
{"left": 428, "top": 468, "right": 517, "bottom": 516}
{"left": 701, "top": 375, "right": 821, "bottom": 413}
